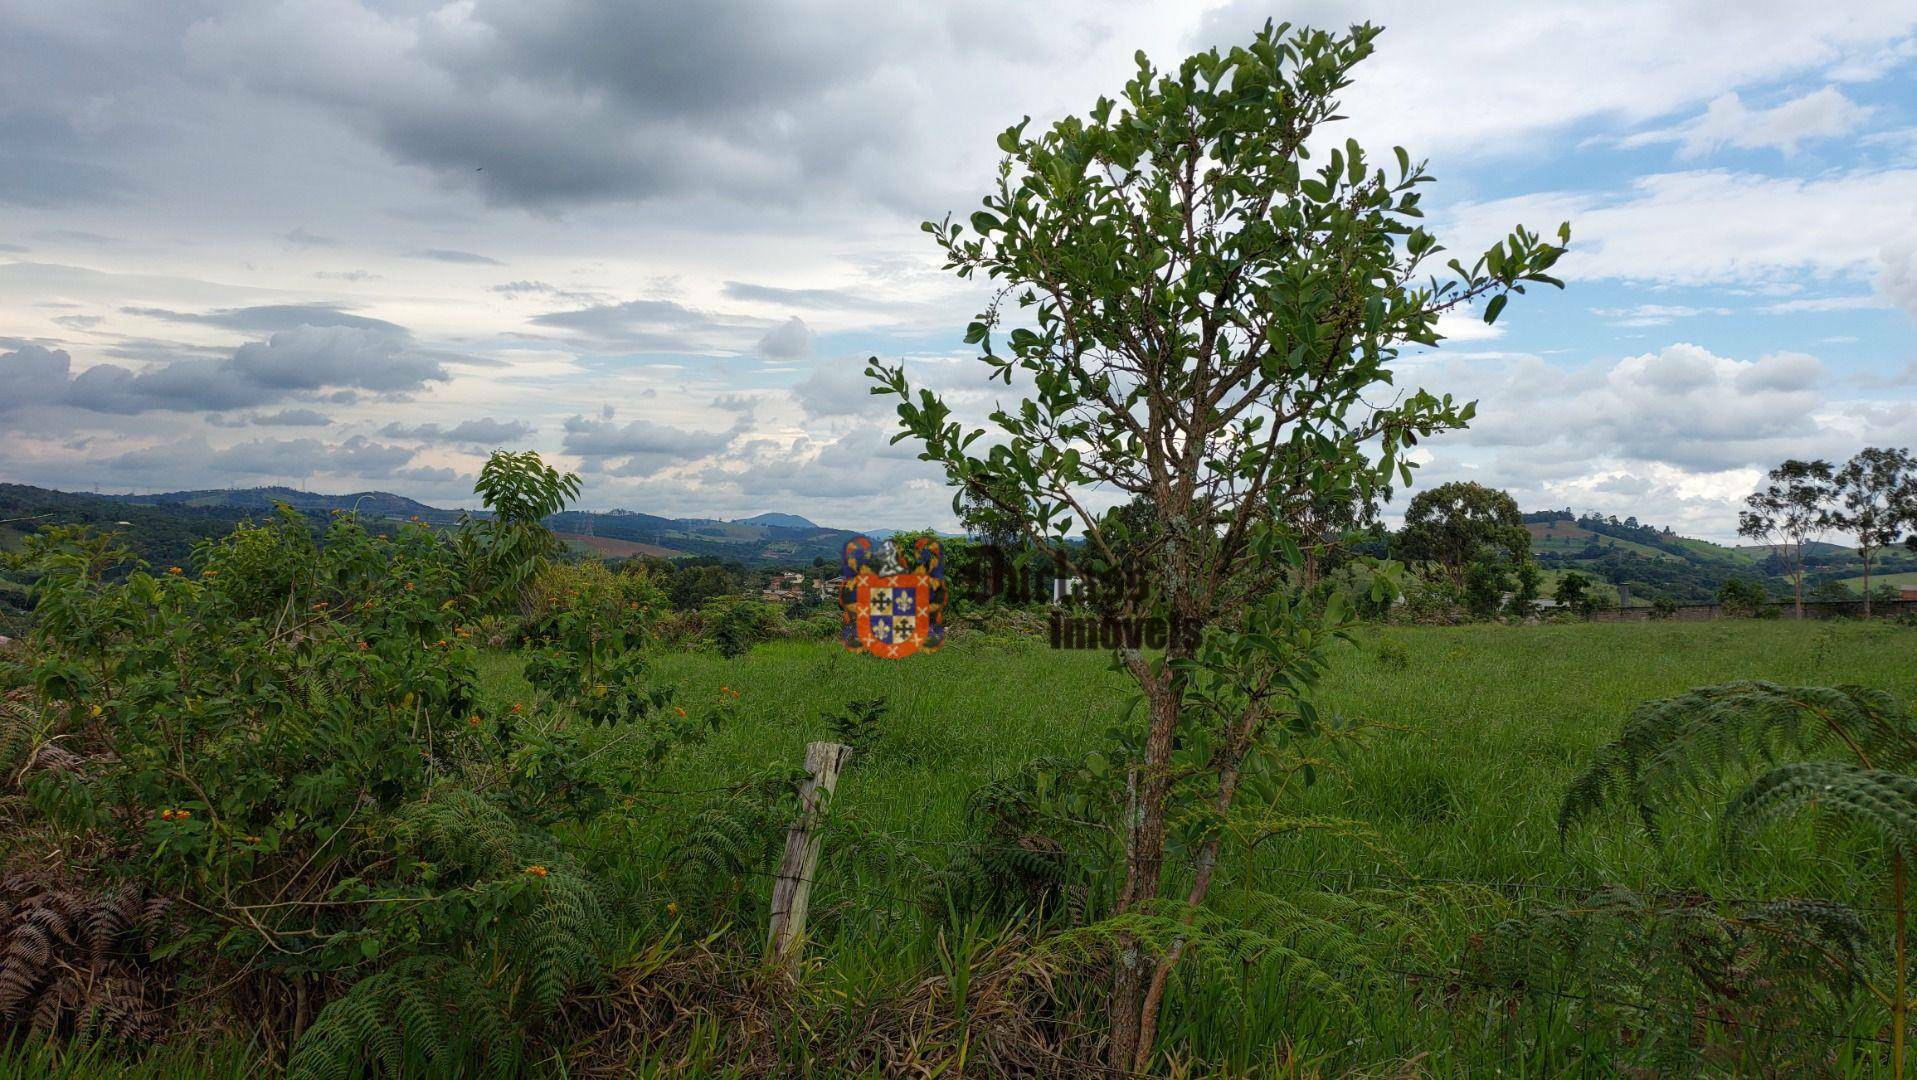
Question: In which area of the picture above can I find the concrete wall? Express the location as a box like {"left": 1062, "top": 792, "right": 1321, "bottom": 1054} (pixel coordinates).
{"left": 1592, "top": 598, "right": 1917, "bottom": 622}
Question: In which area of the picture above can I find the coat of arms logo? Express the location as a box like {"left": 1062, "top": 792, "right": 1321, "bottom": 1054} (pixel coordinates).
{"left": 839, "top": 535, "right": 945, "bottom": 658}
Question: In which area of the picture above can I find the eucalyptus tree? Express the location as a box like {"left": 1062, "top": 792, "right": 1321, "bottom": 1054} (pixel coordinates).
{"left": 869, "top": 21, "right": 1568, "bottom": 1069}
{"left": 1738, "top": 459, "right": 1837, "bottom": 619}
{"left": 1831, "top": 447, "right": 1916, "bottom": 617}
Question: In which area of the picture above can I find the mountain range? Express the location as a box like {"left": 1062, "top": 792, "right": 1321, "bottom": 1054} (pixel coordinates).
{"left": 0, "top": 483, "right": 876, "bottom": 567}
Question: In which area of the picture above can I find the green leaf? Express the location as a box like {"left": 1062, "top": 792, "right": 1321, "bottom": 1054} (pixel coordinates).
{"left": 1482, "top": 294, "right": 1507, "bottom": 324}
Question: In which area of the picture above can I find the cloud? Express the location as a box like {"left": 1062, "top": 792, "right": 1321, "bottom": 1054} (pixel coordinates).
{"left": 792, "top": 354, "right": 884, "bottom": 418}
{"left": 1430, "top": 343, "right": 1838, "bottom": 473}
{"left": 755, "top": 316, "right": 813, "bottom": 360}
{"left": 405, "top": 248, "right": 504, "bottom": 265}
{"left": 0, "top": 326, "right": 448, "bottom": 415}
{"left": 254, "top": 408, "right": 333, "bottom": 427}
{"left": 1446, "top": 168, "right": 1917, "bottom": 291}
{"left": 529, "top": 298, "right": 773, "bottom": 353}
{"left": 284, "top": 227, "right": 338, "bottom": 249}
{"left": 561, "top": 413, "right": 740, "bottom": 476}
{"left": 1616, "top": 87, "right": 1873, "bottom": 158}
{"left": 380, "top": 417, "right": 536, "bottom": 445}
{"left": 722, "top": 281, "right": 891, "bottom": 312}
{"left": 1590, "top": 303, "right": 1734, "bottom": 327}
{"left": 123, "top": 303, "right": 407, "bottom": 336}
{"left": 229, "top": 326, "right": 446, "bottom": 392}
{"left": 102, "top": 435, "right": 419, "bottom": 482}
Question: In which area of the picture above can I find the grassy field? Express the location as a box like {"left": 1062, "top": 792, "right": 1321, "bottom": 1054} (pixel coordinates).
{"left": 13, "top": 619, "right": 1912, "bottom": 1076}
{"left": 470, "top": 619, "right": 1914, "bottom": 1076}
{"left": 1837, "top": 569, "right": 1917, "bottom": 592}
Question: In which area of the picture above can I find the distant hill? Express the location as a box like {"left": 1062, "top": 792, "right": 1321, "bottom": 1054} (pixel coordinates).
{"left": 732, "top": 512, "right": 818, "bottom": 530}
{"left": 112, "top": 486, "right": 453, "bottom": 521}
{"left": 8, "top": 484, "right": 886, "bottom": 567}
{"left": 1519, "top": 511, "right": 1917, "bottom": 604}
{"left": 0, "top": 483, "right": 267, "bottom": 585}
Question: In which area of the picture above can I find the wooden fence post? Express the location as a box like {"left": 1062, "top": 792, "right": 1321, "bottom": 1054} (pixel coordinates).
{"left": 767, "top": 740, "right": 850, "bottom": 973}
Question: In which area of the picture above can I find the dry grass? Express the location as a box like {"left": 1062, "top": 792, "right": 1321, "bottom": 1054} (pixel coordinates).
{"left": 564, "top": 926, "right": 1106, "bottom": 1078}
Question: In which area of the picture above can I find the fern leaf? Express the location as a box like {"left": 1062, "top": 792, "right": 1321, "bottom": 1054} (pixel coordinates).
{"left": 1725, "top": 760, "right": 1917, "bottom": 855}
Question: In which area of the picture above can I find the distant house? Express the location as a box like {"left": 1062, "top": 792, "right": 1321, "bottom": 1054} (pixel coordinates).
{"left": 1902, "top": 585, "right": 1917, "bottom": 602}
{"left": 760, "top": 571, "right": 809, "bottom": 603}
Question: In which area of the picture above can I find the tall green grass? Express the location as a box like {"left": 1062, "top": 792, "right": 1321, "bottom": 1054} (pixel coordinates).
{"left": 20, "top": 621, "right": 1908, "bottom": 1075}
{"left": 483, "top": 619, "right": 1916, "bottom": 1075}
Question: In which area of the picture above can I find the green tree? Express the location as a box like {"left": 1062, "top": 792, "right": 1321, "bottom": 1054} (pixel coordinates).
{"left": 1507, "top": 559, "right": 1543, "bottom": 618}
{"left": 869, "top": 21, "right": 1568, "bottom": 1068}
{"left": 1830, "top": 447, "right": 1916, "bottom": 617}
{"left": 666, "top": 564, "right": 733, "bottom": 610}
{"left": 1717, "top": 575, "right": 1771, "bottom": 618}
{"left": 1397, "top": 481, "right": 1530, "bottom": 590}
{"left": 1738, "top": 459, "right": 1837, "bottom": 619}
{"left": 1555, "top": 571, "right": 1593, "bottom": 616}
{"left": 458, "top": 450, "right": 581, "bottom": 614}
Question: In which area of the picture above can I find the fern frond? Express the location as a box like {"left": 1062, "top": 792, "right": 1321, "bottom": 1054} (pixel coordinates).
{"left": 1725, "top": 760, "right": 1917, "bottom": 855}
{"left": 1560, "top": 681, "right": 1916, "bottom": 838}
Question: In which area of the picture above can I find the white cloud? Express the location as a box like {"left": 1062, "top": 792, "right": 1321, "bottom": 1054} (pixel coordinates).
{"left": 1448, "top": 168, "right": 1917, "bottom": 293}
{"left": 1616, "top": 87, "right": 1872, "bottom": 158}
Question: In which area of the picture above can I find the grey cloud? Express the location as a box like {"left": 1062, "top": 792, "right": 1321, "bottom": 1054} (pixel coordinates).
{"left": 230, "top": 326, "right": 445, "bottom": 392}
{"left": 380, "top": 417, "right": 535, "bottom": 444}
{"left": 530, "top": 298, "right": 772, "bottom": 353}
{"left": 755, "top": 316, "right": 812, "bottom": 360}
{"left": 255, "top": 408, "right": 333, "bottom": 427}
{"left": 492, "top": 280, "right": 606, "bottom": 303}
{"left": 181, "top": 0, "right": 941, "bottom": 210}
{"left": 406, "top": 249, "right": 504, "bottom": 265}
{"left": 0, "top": 327, "right": 447, "bottom": 415}
{"left": 123, "top": 303, "right": 408, "bottom": 336}
{"left": 722, "top": 281, "right": 890, "bottom": 311}
{"left": 562, "top": 413, "right": 740, "bottom": 476}
{"left": 793, "top": 355, "right": 885, "bottom": 418}
{"left": 103, "top": 435, "right": 419, "bottom": 482}
{"left": 284, "top": 227, "right": 338, "bottom": 249}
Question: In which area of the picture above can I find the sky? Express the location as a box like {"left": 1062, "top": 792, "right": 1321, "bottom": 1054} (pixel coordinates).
{"left": 0, "top": 1, "right": 1913, "bottom": 540}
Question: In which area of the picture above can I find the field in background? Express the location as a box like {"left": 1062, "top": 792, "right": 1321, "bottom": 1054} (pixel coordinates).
{"left": 468, "top": 619, "right": 1917, "bottom": 1074}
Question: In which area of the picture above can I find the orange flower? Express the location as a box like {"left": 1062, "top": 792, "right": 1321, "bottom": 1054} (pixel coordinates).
{"left": 357, "top": 641, "right": 369, "bottom": 650}
{"left": 161, "top": 809, "right": 175, "bottom": 820}
{"left": 525, "top": 865, "right": 549, "bottom": 877}
{"left": 468, "top": 715, "right": 481, "bottom": 727}
{"left": 511, "top": 702, "right": 523, "bottom": 714}
{"left": 410, "top": 515, "right": 420, "bottom": 522}
{"left": 167, "top": 566, "right": 183, "bottom": 574}
{"left": 203, "top": 569, "right": 219, "bottom": 577}
{"left": 177, "top": 809, "right": 191, "bottom": 820}
{"left": 674, "top": 706, "right": 686, "bottom": 718}
{"left": 666, "top": 901, "right": 679, "bottom": 916}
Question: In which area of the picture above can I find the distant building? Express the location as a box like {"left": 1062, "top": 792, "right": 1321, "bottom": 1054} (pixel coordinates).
{"left": 1902, "top": 585, "right": 1917, "bottom": 602}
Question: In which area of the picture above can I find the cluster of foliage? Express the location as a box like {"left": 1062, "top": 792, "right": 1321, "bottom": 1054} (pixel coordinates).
{"left": 1398, "top": 481, "right": 1540, "bottom": 618}
{"left": 1740, "top": 449, "right": 1917, "bottom": 616}
{"left": 1560, "top": 681, "right": 1917, "bottom": 1075}
{"left": 0, "top": 453, "right": 709, "bottom": 1073}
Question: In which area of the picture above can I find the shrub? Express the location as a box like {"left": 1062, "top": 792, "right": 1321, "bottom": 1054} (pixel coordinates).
{"left": 0, "top": 455, "right": 706, "bottom": 1073}
{"left": 1717, "top": 576, "right": 1770, "bottom": 618}
{"left": 700, "top": 596, "right": 782, "bottom": 658}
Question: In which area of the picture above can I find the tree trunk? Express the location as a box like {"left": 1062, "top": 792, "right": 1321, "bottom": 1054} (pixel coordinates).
{"left": 1863, "top": 547, "right": 1874, "bottom": 618}
{"left": 1108, "top": 629, "right": 1184, "bottom": 1071}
